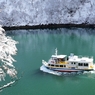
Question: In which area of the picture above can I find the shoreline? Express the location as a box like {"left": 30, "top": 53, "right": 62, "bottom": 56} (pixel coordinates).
{"left": 3, "top": 24, "right": 95, "bottom": 30}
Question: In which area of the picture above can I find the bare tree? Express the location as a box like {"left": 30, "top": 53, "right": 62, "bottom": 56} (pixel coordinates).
{"left": 0, "top": 26, "right": 18, "bottom": 91}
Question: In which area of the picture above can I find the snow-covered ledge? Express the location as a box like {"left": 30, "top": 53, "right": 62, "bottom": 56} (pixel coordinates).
{"left": 0, "top": 0, "right": 95, "bottom": 28}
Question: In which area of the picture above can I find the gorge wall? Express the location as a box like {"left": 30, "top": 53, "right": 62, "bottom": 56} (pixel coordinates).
{"left": 0, "top": 0, "right": 95, "bottom": 27}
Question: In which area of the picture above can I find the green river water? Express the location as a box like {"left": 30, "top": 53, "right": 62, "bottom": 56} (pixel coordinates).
{"left": 1, "top": 28, "right": 95, "bottom": 95}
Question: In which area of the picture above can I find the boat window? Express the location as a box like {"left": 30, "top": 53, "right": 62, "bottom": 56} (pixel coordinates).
{"left": 71, "top": 62, "right": 76, "bottom": 64}
{"left": 84, "top": 63, "right": 88, "bottom": 66}
{"left": 71, "top": 62, "right": 76, "bottom": 65}
{"left": 54, "top": 59, "right": 57, "bottom": 63}
{"left": 86, "top": 63, "right": 88, "bottom": 66}
{"left": 67, "top": 57, "right": 69, "bottom": 60}
{"left": 78, "top": 63, "right": 83, "bottom": 66}
{"left": 48, "top": 64, "right": 51, "bottom": 66}
{"left": 51, "top": 64, "right": 54, "bottom": 66}
{"left": 64, "top": 65, "right": 66, "bottom": 67}
{"left": 57, "top": 59, "right": 60, "bottom": 63}
{"left": 62, "top": 58, "right": 65, "bottom": 61}
{"left": 58, "top": 58, "right": 64, "bottom": 61}
{"left": 60, "top": 65, "right": 63, "bottom": 67}
{"left": 55, "top": 65, "right": 59, "bottom": 67}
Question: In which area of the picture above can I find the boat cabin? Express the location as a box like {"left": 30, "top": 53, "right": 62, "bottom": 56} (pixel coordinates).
{"left": 48, "top": 54, "right": 93, "bottom": 70}
{"left": 50, "top": 55, "right": 68, "bottom": 64}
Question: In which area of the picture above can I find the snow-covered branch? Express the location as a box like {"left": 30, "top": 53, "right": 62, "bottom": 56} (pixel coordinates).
{"left": 0, "top": 26, "right": 18, "bottom": 81}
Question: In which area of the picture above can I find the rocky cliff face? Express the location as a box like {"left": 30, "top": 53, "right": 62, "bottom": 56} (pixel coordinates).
{"left": 0, "top": 0, "right": 95, "bottom": 26}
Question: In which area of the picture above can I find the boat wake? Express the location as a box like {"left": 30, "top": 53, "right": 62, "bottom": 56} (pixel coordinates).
{"left": 40, "top": 64, "right": 95, "bottom": 76}
{"left": 40, "top": 65, "right": 62, "bottom": 76}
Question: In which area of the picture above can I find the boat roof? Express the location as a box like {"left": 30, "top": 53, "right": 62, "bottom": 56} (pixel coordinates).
{"left": 51, "top": 55, "right": 67, "bottom": 58}
{"left": 68, "top": 55, "right": 93, "bottom": 62}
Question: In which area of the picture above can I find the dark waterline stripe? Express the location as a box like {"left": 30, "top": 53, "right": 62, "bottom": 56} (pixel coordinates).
{"left": 3, "top": 24, "right": 95, "bottom": 30}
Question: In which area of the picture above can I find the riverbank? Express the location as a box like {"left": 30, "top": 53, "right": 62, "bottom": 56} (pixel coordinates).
{"left": 3, "top": 24, "right": 95, "bottom": 30}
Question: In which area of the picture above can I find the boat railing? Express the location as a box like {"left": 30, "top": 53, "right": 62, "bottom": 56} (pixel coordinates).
{"left": 78, "top": 55, "right": 93, "bottom": 59}
{"left": 78, "top": 55, "right": 82, "bottom": 58}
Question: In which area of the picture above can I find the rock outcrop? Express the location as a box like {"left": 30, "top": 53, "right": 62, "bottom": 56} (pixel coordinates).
{"left": 0, "top": 0, "right": 95, "bottom": 27}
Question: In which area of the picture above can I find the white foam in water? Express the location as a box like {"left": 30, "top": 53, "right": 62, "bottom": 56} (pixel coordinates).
{"left": 40, "top": 65, "right": 62, "bottom": 76}
{"left": 40, "top": 64, "right": 95, "bottom": 76}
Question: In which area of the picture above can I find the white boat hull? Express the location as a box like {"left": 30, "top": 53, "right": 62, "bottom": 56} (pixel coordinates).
{"left": 46, "top": 66, "right": 93, "bottom": 72}
{"left": 42, "top": 60, "right": 94, "bottom": 73}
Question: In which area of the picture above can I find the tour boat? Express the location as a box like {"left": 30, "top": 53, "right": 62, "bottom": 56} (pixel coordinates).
{"left": 41, "top": 49, "right": 94, "bottom": 73}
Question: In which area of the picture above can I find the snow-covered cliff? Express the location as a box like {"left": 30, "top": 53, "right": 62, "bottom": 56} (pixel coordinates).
{"left": 0, "top": 0, "right": 95, "bottom": 26}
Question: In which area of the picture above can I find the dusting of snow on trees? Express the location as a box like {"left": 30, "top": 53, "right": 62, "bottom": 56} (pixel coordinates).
{"left": 0, "top": 0, "right": 95, "bottom": 26}
{"left": 0, "top": 26, "right": 18, "bottom": 90}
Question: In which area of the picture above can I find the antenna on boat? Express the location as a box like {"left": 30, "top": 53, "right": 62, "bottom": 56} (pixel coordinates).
{"left": 55, "top": 48, "right": 58, "bottom": 56}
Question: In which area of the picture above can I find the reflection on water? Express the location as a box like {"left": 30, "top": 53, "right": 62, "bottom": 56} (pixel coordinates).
{"left": 7, "top": 28, "right": 95, "bottom": 57}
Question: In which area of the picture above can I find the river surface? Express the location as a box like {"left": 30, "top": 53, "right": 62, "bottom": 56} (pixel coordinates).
{"left": 1, "top": 28, "right": 95, "bottom": 95}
